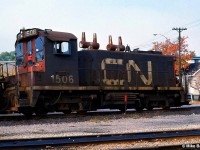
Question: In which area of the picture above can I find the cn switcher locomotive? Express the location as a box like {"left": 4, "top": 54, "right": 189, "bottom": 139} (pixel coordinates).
{"left": 0, "top": 28, "right": 188, "bottom": 116}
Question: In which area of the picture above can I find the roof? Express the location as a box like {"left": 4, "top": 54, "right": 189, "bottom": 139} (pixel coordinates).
{"left": 185, "top": 62, "right": 200, "bottom": 74}
{"left": 41, "top": 30, "right": 77, "bottom": 42}
{"left": 16, "top": 28, "right": 77, "bottom": 43}
{"left": 193, "top": 56, "right": 200, "bottom": 60}
{"left": 191, "top": 68, "right": 200, "bottom": 77}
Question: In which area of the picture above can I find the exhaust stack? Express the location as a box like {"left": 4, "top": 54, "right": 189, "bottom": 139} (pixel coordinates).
{"left": 79, "top": 32, "right": 100, "bottom": 50}
{"left": 106, "top": 35, "right": 125, "bottom": 51}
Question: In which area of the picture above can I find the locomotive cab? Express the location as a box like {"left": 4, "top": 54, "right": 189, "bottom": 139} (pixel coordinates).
{"left": 5, "top": 28, "right": 80, "bottom": 115}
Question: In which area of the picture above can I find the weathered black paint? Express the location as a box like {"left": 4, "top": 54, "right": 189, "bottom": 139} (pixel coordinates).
{"left": 78, "top": 50, "right": 175, "bottom": 87}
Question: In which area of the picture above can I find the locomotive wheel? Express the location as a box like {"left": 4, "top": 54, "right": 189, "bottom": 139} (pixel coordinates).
{"left": 19, "top": 107, "right": 34, "bottom": 117}
{"left": 162, "top": 106, "right": 170, "bottom": 110}
{"left": 62, "top": 110, "right": 71, "bottom": 114}
{"left": 35, "top": 108, "right": 48, "bottom": 115}
{"left": 62, "top": 104, "right": 72, "bottom": 114}
{"left": 21, "top": 110, "right": 34, "bottom": 117}
{"left": 77, "top": 110, "right": 88, "bottom": 115}
{"left": 146, "top": 106, "right": 154, "bottom": 111}
{"left": 135, "top": 106, "right": 144, "bottom": 112}
{"left": 119, "top": 108, "right": 126, "bottom": 113}
{"left": 0, "top": 97, "right": 10, "bottom": 111}
{"left": 35, "top": 97, "right": 48, "bottom": 115}
{"left": 23, "top": 111, "right": 34, "bottom": 117}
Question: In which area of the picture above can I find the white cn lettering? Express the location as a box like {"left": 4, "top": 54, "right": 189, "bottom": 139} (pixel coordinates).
{"left": 127, "top": 60, "right": 152, "bottom": 85}
{"left": 101, "top": 58, "right": 124, "bottom": 85}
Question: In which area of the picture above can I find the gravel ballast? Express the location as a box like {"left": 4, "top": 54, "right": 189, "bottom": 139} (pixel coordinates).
{"left": 1, "top": 106, "right": 200, "bottom": 141}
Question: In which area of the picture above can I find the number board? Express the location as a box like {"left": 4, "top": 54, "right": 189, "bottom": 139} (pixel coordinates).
{"left": 17, "top": 29, "right": 38, "bottom": 41}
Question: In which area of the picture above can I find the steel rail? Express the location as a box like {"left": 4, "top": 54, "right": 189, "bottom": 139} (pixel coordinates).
{"left": 0, "top": 106, "right": 195, "bottom": 121}
{"left": 0, "top": 129, "right": 200, "bottom": 148}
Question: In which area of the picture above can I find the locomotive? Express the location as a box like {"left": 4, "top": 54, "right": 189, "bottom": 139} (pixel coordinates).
{"left": 0, "top": 28, "right": 188, "bottom": 116}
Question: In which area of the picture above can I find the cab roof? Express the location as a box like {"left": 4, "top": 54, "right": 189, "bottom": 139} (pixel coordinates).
{"left": 40, "top": 30, "right": 77, "bottom": 41}
{"left": 16, "top": 28, "right": 77, "bottom": 43}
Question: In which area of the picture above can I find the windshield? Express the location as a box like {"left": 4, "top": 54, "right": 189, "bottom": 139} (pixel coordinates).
{"left": 35, "top": 36, "right": 44, "bottom": 62}
{"left": 15, "top": 36, "right": 44, "bottom": 66}
{"left": 16, "top": 43, "right": 24, "bottom": 66}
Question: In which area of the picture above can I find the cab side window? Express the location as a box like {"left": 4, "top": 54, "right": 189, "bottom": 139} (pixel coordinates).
{"left": 54, "top": 42, "right": 71, "bottom": 55}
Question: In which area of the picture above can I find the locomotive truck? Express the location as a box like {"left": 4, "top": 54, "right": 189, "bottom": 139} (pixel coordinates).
{"left": 0, "top": 28, "right": 188, "bottom": 116}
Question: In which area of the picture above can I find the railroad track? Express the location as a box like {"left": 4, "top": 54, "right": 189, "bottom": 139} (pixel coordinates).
{"left": 0, "top": 106, "right": 196, "bottom": 121}
{"left": 1, "top": 129, "right": 200, "bottom": 149}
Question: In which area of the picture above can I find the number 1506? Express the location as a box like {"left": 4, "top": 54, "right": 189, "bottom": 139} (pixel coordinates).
{"left": 51, "top": 75, "right": 74, "bottom": 84}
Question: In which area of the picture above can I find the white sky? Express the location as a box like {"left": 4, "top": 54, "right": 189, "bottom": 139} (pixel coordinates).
{"left": 0, "top": 0, "right": 200, "bottom": 55}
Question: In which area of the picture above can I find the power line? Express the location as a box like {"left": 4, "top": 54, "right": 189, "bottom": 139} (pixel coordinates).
{"left": 187, "top": 22, "right": 200, "bottom": 29}
{"left": 132, "top": 18, "right": 200, "bottom": 51}
{"left": 183, "top": 19, "right": 200, "bottom": 28}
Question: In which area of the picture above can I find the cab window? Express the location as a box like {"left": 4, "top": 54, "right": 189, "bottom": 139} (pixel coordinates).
{"left": 35, "top": 36, "right": 44, "bottom": 62}
{"left": 54, "top": 42, "right": 71, "bottom": 55}
{"left": 27, "top": 40, "right": 33, "bottom": 66}
{"left": 16, "top": 43, "right": 24, "bottom": 66}
{"left": 27, "top": 41, "right": 32, "bottom": 55}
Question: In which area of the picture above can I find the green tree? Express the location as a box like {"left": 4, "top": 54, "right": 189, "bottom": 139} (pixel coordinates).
{"left": 0, "top": 51, "right": 15, "bottom": 61}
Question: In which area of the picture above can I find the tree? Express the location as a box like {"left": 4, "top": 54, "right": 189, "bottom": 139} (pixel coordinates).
{"left": 152, "top": 37, "right": 195, "bottom": 75}
{"left": 0, "top": 51, "right": 15, "bottom": 61}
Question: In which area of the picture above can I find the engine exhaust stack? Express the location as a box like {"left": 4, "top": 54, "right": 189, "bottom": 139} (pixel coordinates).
{"left": 118, "top": 36, "right": 125, "bottom": 51}
{"left": 79, "top": 32, "right": 100, "bottom": 50}
{"left": 106, "top": 35, "right": 125, "bottom": 51}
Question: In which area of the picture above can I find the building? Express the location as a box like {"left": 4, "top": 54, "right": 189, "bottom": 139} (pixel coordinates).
{"left": 185, "top": 57, "right": 200, "bottom": 100}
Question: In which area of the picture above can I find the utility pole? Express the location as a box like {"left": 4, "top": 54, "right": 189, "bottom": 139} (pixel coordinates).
{"left": 172, "top": 27, "right": 187, "bottom": 86}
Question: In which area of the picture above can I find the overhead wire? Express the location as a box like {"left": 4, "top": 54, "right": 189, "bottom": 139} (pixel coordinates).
{"left": 183, "top": 19, "right": 200, "bottom": 29}
{"left": 132, "top": 18, "right": 200, "bottom": 50}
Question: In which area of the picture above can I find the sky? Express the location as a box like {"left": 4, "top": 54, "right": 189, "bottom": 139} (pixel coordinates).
{"left": 0, "top": 0, "right": 200, "bottom": 55}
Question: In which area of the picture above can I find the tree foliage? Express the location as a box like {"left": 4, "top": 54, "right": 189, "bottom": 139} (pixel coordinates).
{"left": 0, "top": 51, "right": 15, "bottom": 61}
{"left": 152, "top": 37, "right": 195, "bottom": 74}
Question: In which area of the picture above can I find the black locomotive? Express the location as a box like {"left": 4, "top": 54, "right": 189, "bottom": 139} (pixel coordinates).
{"left": 0, "top": 28, "right": 188, "bottom": 116}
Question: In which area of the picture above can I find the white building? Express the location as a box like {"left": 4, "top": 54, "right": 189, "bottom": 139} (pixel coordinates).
{"left": 186, "top": 57, "right": 200, "bottom": 100}
{"left": 187, "top": 69, "right": 200, "bottom": 100}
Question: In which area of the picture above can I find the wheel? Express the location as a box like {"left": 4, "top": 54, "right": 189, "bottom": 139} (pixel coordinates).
{"left": 21, "top": 110, "right": 34, "bottom": 117}
{"left": 62, "top": 110, "right": 71, "bottom": 114}
{"left": 35, "top": 108, "right": 48, "bottom": 115}
{"left": 119, "top": 108, "right": 126, "bottom": 113}
{"left": 135, "top": 107, "right": 144, "bottom": 112}
{"left": 77, "top": 110, "right": 87, "bottom": 114}
{"left": 146, "top": 106, "right": 154, "bottom": 111}
{"left": 162, "top": 106, "right": 170, "bottom": 110}
{"left": 19, "top": 107, "right": 34, "bottom": 117}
